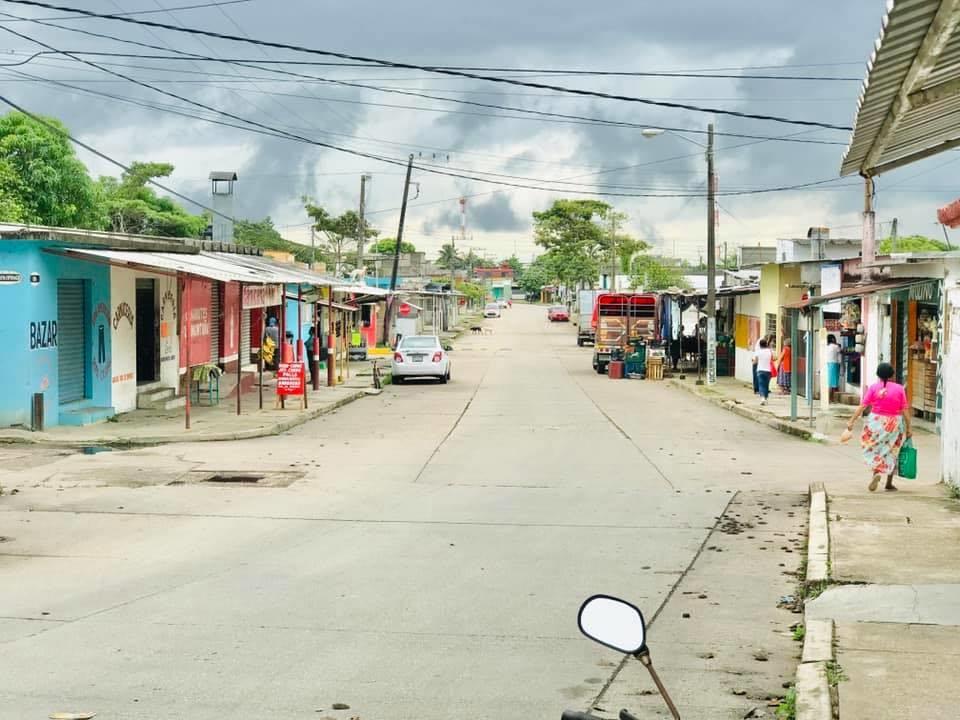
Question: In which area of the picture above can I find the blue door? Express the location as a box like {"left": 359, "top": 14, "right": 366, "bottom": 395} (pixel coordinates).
{"left": 57, "top": 279, "right": 87, "bottom": 404}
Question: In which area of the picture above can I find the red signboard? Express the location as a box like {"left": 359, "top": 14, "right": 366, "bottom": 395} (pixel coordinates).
{"left": 222, "top": 281, "right": 240, "bottom": 361}
{"left": 937, "top": 198, "right": 960, "bottom": 228}
{"left": 399, "top": 302, "right": 412, "bottom": 317}
{"left": 276, "top": 362, "right": 305, "bottom": 396}
{"left": 180, "top": 278, "right": 212, "bottom": 367}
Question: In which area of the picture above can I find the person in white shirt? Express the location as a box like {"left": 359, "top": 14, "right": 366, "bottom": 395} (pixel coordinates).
{"left": 751, "top": 335, "right": 767, "bottom": 394}
{"left": 826, "top": 334, "right": 842, "bottom": 400}
{"left": 755, "top": 338, "right": 774, "bottom": 405}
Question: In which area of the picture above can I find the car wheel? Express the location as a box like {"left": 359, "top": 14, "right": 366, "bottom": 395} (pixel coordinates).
{"left": 393, "top": 376, "right": 403, "bottom": 385}
{"left": 596, "top": 363, "right": 606, "bottom": 375}
{"left": 439, "top": 373, "right": 448, "bottom": 384}
{"left": 577, "top": 338, "right": 584, "bottom": 347}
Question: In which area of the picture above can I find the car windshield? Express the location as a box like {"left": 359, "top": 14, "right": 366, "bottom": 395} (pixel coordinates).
{"left": 485, "top": 304, "right": 499, "bottom": 309}
{"left": 550, "top": 306, "right": 565, "bottom": 312}
{"left": 400, "top": 336, "right": 438, "bottom": 349}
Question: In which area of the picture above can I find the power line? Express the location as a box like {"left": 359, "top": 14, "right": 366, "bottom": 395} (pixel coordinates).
{"left": 0, "top": 91, "right": 236, "bottom": 221}
{"left": 0, "top": 0, "right": 855, "bottom": 131}
{"left": 0, "top": 0, "right": 251, "bottom": 22}
{"left": 0, "top": 15, "right": 850, "bottom": 147}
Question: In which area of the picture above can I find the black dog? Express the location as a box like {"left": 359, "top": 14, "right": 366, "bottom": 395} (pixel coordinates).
{"left": 470, "top": 325, "right": 483, "bottom": 334}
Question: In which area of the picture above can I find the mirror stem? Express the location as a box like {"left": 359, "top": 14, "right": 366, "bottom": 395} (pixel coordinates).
{"left": 635, "top": 650, "right": 681, "bottom": 720}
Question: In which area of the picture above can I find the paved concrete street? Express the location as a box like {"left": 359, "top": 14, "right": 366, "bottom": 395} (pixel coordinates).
{"left": 0, "top": 303, "right": 900, "bottom": 719}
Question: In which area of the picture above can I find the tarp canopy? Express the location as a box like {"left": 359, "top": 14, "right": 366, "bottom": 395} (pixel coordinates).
{"left": 841, "top": 0, "right": 960, "bottom": 176}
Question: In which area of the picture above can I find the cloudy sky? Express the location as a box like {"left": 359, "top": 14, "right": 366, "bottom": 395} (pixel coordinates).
{"left": 1, "top": 0, "right": 954, "bottom": 263}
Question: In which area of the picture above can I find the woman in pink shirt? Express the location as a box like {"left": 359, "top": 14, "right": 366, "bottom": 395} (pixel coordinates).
{"left": 846, "top": 362, "right": 913, "bottom": 491}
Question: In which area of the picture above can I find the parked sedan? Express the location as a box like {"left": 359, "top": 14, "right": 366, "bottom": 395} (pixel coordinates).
{"left": 391, "top": 335, "right": 451, "bottom": 384}
{"left": 484, "top": 302, "right": 502, "bottom": 318}
{"left": 547, "top": 305, "right": 570, "bottom": 322}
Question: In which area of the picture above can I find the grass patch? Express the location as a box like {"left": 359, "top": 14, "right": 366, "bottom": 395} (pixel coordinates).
{"left": 792, "top": 624, "right": 806, "bottom": 642}
{"left": 947, "top": 482, "right": 960, "bottom": 501}
{"left": 826, "top": 660, "right": 848, "bottom": 687}
{"left": 800, "top": 579, "right": 830, "bottom": 601}
{"left": 776, "top": 688, "right": 796, "bottom": 720}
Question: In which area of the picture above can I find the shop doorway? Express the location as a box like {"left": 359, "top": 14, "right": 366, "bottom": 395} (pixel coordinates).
{"left": 57, "top": 279, "right": 88, "bottom": 404}
{"left": 136, "top": 278, "right": 159, "bottom": 384}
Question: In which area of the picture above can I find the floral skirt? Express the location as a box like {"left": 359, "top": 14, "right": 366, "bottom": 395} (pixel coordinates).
{"left": 861, "top": 413, "right": 905, "bottom": 475}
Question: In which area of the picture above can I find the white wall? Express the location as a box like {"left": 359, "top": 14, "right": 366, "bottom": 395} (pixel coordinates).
{"left": 942, "top": 285, "right": 960, "bottom": 488}
{"left": 734, "top": 293, "right": 762, "bottom": 385}
{"left": 110, "top": 269, "right": 179, "bottom": 413}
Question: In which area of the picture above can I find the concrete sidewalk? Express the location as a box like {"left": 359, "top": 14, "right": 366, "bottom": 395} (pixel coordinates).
{"left": 667, "top": 375, "right": 937, "bottom": 442}
{"left": 804, "top": 483, "right": 960, "bottom": 719}
{"left": 0, "top": 369, "right": 378, "bottom": 448}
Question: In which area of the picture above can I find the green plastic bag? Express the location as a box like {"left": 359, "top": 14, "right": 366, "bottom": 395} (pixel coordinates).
{"left": 898, "top": 438, "right": 917, "bottom": 480}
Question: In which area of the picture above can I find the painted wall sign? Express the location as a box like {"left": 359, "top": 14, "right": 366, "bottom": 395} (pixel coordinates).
{"left": 29, "top": 320, "right": 57, "bottom": 349}
{"left": 29, "top": 272, "right": 39, "bottom": 285}
{"left": 160, "top": 288, "right": 176, "bottom": 339}
{"left": 242, "top": 284, "right": 282, "bottom": 309}
{"left": 112, "top": 301, "right": 135, "bottom": 330}
{"left": 180, "top": 278, "right": 212, "bottom": 366}
{"left": 0, "top": 270, "right": 22, "bottom": 285}
{"left": 222, "top": 282, "right": 240, "bottom": 359}
{"left": 92, "top": 301, "right": 112, "bottom": 381}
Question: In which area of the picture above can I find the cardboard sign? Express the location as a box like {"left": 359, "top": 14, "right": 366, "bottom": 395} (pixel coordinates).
{"left": 276, "top": 362, "right": 305, "bottom": 396}
{"left": 242, "top": 284, "right": 282, "bottom": 309}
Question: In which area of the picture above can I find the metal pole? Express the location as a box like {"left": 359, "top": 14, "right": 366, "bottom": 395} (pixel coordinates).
{"left": 808, "top": 314, "right": 815, "bottom": 428}
{"left": 236, "top": 282, "right": 243, "bottom": 416}
{"left": 298, "top": 284, "right": 307, "bottom": 409}
{"left": 310, "top": 226, "right": 315, "bottom": 270}
{"left": 312, "top": 302, "right": 320, "bottom": 391}
{"left": 183, "top": 275, "right": 191, "bottom": 430}
{"left": 706, "top": 122, "right": 717, "bottom": 386}
{"left": 258, "top": 302, "right": 264, "bottom": 409}
{"left": 357, "top": 174, "right": 368, "bottom": 272}
{"left": 279, "top": 286, "right": 286, "bottom": 409}
{"left": 327, "top": 287, "right": 335, "bottom": 387}
{"left": 382, "top": 153, "right": 414, "bottom": 346}
{"left": 610, "top": 213, "right": 617, "bottom": 291}
{"left": 790, "top": 308, "right": 799, "bottom": 421}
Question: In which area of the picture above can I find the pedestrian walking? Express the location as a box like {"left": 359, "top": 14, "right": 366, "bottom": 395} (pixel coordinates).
{"left": 751, "top": 334, "right": 766, "bottom": 394}
{"left": 777, "top": 339, "right": 792, "bottom": 394}
{"left": 845, "top": 362, "right": 913, "bottom": 492}
{"left": 826, "top": 334, "right": 842, "bottom": 400}
{"left": 755, "top": 338, "right": 773, "bottom": 405}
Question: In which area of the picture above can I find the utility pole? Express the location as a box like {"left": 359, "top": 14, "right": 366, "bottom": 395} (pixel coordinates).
{"left": 890, "top": 216, "right": 898, "bottom": 254}
{"left": 610, "top": 212, "right": 618, "bottom": 291}
{"left": 356, "top": 174, "right": 369, "bottom": 273}
{"left": 456, "top": 197, "right": 466, "bottom": 289}
{"left": 382, "top": 154, "right": 414, "bottom": 346}
{"left": 310, "top": 226, "right": 316, "bottom": 270}
{"left": 705, "top": 122, "right": 717, "bottom": 386}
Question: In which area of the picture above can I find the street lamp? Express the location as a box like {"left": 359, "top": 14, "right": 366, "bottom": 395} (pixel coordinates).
{"left": 642, "top": 125, "right": 717, "bottom": 386}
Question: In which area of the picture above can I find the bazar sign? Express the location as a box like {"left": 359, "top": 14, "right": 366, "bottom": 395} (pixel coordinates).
{"left": 242, "top": 284, "right": 282, "bottom": 309}
{"left": 0, "top": 270, "right": 21, "bottom": 285}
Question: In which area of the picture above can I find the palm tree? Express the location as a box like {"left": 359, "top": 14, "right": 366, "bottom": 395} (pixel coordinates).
{"left": 437, "top": 242, "right": 462, "bottom": 269}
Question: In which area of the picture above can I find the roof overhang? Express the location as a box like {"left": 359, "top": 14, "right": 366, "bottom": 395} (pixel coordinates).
{"left": 841, "top": 0, "right": 960, "bottom": 176}
{"left": 782, "top": 278, "right": 932, "bottom": 309}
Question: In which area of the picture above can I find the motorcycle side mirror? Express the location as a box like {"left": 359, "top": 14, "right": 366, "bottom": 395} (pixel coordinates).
{"left": 577, "top": 594, "right": 647, "bottom": 655}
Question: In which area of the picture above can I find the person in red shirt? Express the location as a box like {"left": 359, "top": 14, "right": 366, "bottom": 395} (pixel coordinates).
{"left": 846, "top": 362, "right": 913, "bottom": 492}
{"left": 776, "top": 338, "right": 792, "bottom": 394}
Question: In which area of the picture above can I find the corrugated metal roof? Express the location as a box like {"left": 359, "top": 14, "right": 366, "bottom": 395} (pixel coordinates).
{"left": 841, "top": 0, "right": 960, "bottom": 176}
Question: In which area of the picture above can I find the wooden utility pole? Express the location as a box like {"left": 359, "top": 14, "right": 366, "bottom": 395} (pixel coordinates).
{"left": 610, "top": 213, "right": 618, "bottom": 291}
{"left": 382, "top": 154, "right": 414, "bottom": 346}
{"left": 357, "top": 174, "right": 369, "bottom": 272}
{"left": 705, "top": 122, "right": 717, "bottom": 386}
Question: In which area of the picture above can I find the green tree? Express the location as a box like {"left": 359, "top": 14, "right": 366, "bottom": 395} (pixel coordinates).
{"left": 879, "top": 234, "right": 949, "bottom": 253}
{"left": 519, "top": 253, "right": 560, "bottom": 300}
{"left": 437, "top": 242, "right": 463, "bottom": 270}
{"left": 303, "top": 198, "right": 379, "bottom": 274}
{"left": 234, "top": 217, "right": 319, "bottom": 265}
{"left": 533, "top": 199, "right": 613, "bottom": 288}
{"left": 502, "top": 255, "right": 523, "bottom": 276}
{"left": 0, "top": 111, "right": 102, "bottom": 228}
{"left": 99, "top": 161, "right": 205, "bottom": 237}
{"left": 630, "top": 253, "right": 689, "bottom": 292}
{"left": 455, "top": 279, "right": 487, "bottom": 306}
{"left": 371, "top": 237, "right": 416, "bottom": 254}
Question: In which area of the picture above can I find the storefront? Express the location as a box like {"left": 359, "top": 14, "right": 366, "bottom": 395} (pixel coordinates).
{"left": 905, "top": 281, "right": 942, "bottom": 419}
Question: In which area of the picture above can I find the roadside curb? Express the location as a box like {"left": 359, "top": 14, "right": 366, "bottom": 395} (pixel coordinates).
{"left": 806, "top": 482, "right": 830, "bottom": 586}
{"left": 667, "top": 378, "right": 824, "bottom": 442}
{"left": 794, "top": 482, "right": 834, "bottom": 720}
{"left": 0, "top": 389, "right": 368, "bottom": 449}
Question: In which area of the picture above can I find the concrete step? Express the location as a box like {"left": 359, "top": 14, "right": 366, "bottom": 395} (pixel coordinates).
{"left": 137, "top": 387, "right": 177, "bottom": 409}
{"left": 157, "top": 396, "right": 186, "bottom": 411}
{"left": 59, "top": 406, "right": 115, "bottom": 426}
{"left": 136, "top": 380, "right": 165, "bottom": 393}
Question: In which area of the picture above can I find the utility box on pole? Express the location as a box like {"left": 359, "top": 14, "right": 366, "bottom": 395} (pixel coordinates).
{"left": 210, "top": 171, "right": 238, "bottom": 243}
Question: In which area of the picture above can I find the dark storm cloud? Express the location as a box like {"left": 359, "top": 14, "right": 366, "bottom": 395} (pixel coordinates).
{"left": 423, "top": 192, "right": 524, "bottom": 233}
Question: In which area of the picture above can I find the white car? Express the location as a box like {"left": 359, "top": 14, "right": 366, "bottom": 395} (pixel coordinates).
{"left": 392, "top": 335, "right": 451, "bottom": 384}
{"left": 484, "top": 302, "right": 501, "bottom": 318}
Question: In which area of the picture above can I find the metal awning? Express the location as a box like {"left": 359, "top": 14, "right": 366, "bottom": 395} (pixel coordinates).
{"left": 782, "top": 278, "right": 931, "bottom": 308}
{"left": 60, "top": 248, "right": 341, "bottom": 286}
{"left": 841, "top": 0, "right": 960, "bottom": 176}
